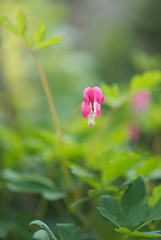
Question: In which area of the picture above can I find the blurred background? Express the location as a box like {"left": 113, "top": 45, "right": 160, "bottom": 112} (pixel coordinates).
{"left": 1, "top": 0, "right": 161, "bottom": 127}
{"left": 0, "top": 0, "right": 161, "bottom": 239}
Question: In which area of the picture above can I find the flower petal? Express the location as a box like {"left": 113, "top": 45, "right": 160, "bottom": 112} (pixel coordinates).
{"left": 96, "top": 104, "right": 101, "bottom": 117}
{"left": 83, "top": 87, "right": 94, "bottom": 105}
{"left": 93, "top": 87, "right": 103, "bottom": 104}
{"left": 81, "top": 101, "right": 91, "bottom": 118}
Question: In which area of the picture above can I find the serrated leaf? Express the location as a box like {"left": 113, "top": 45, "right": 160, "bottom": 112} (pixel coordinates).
{"left": 146, "top": 198, "right": 161, "bottom": 222}
{"left": 130, "top": 70, "right": 161, "bottom": 91}
{"left": 36, "top": 36, "right": 63, "bottom": 50}
{"left": 98, "top": 195, "right": 123, "bottom": 227}
{"left": 57, "top": 224, "right": 81, "bottom": 240}
{"left": 33, "top": 230, "right": 50, "bottom": 240}
{"left": 0, "top": 16, "right": 17, "bottom": 33}
{"left": 17, "top": 10, "right": 27, "bottom": 35}
{"left": 29, "top": 220, "right": 57, "bottom": 240}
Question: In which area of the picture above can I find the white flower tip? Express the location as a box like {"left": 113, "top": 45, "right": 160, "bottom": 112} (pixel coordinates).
{"left": 88, "top": 114, "right": 95, "bottom": 128}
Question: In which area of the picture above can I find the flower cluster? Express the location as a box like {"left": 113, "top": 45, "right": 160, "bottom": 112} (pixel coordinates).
{"left": 81, "top": 85, "right": 104, "bottom": 127}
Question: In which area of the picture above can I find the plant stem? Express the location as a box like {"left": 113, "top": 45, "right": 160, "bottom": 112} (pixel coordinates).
{"left": 36, "top": 197, "right": 48, "bottom": 219}
{"left": 23, "top": 42, "right": 73, "bottom": 189}
{"left": 32, "top": 51, "right": 62, "bottom": 138}
{"left": 87, "top": 108, "right": 115, "bottom": 166}
{"left": 134, "top": 221, "right": 151, "bottom": 231}
{"left": 33, "top": 51, "right": 73, "bottom": 188}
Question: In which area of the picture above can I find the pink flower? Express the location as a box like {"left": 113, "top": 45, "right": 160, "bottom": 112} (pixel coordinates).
{"left": 131, "top": 90, "right": 151, "bottom": 113}
{"left": 81, "top": 85, "right": 104, "bottom": 127}
{"left": 127, "top": 123, "right": 141, "bottom": 142}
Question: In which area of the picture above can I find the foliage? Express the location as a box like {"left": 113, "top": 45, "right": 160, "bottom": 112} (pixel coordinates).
{"left": 0, "top": 7, "right": 161, "bottom": 240}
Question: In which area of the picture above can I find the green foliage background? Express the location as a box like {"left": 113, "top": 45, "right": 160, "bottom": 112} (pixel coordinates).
{"left": 0, "top": 0, "right": 161, "bottom": 240}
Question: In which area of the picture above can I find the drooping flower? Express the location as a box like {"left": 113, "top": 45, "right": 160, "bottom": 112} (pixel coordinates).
{"left": 131, "top": 90, "right": 151, "bottom": 113}
{"left": 81, "top": 85, "right": 104, "bottom": 127}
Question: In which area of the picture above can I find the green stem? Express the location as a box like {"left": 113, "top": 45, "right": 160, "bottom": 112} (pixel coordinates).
{"left": 86, "top": 108, "right": 115, "bottom": 167}
{"left": 134, "top": 221, "right": 151, "bottom": 231}
{"left": 23, "top": 42, "right": 73, "bottom": 189}
{"left": 36, "top": 197, "right": 48, "bottom": 219}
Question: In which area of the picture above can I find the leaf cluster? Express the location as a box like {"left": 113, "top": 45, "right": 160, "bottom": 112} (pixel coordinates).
{"left": 0, "top": 10, "right": 63, "bottom": 50}
{"left": 98, "top": 176, "right": 161, "bottom": 238}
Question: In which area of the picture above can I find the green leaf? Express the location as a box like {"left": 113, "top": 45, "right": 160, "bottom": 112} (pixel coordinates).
{"left": 33, "top": 230, "right": 50, "bottom": 240}
{"left": 0, "top": 220, "right": 8, "bottom": 238}
{"left": 115, "top": 227, "right": 132, "bottom": 236}
{"left": 149, "top": 185, "right": 161, "bottom": 206}
{"left": 33, "top": 23, "right": 46, "bottom": 45}
{"left": 101, "top": 83, "right": 127, "bottom": 108}
{"left": 70, "top": 165, "right": 100, "bottom": 188}
{"left": 132, "top": 230, "right": 161, "bottom": 238}
{"left": 29, "top": 220, "right": 57, "bottom": 240}
{"left": 37, "top": 22, "right": 46, "bottom": 42}
{"left": 71, "top": 196, "right": 91, "bottom": 207}
{"left": 57, "top": 224, "right": 81, "bottom": 240}
{"left": 2, "top": 169, "right": 66, "bottom": 201}
{"left": 17, "top": 10, "right": 27, "bottom": 35}
{"left": 146, "top": 198, "right": 161, "bottom": 222}
{"left": 121, "top": 176, "right": 149, "bottom": 228}
{"left": 36, "top": 36, "right": 63, "bottom": 50}
{"left": 102, "top": 151, "right": 139, "bottom": 182}
{"left": 115, "top": 228, "right": 161, "bottom": 238}
{"left": 130, "top": 70, "right": 161, "bottom": 91}
{"left": 0, "top": 15, "right": 17, "bottom": 33}
{"left": 42, "top": 191, "right": 66, "bottom": 201}
{"left": 98, "top": 195, "right": 123, "bottom": 227}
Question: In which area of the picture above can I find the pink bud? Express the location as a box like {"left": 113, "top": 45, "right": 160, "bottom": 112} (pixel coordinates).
{"left": 131, "top": 90, "right": 151, "bottom": 113}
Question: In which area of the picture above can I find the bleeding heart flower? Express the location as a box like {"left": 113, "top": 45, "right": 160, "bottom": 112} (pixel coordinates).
{"left": 131, "top": 90, "right": 151, "bottom": 113}
{"left": 81, "top": 85, "right": 104, "bottom": 127}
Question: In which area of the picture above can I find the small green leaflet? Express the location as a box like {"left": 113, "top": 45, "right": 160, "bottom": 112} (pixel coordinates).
{"left": 36, "top": 36, "right": 63, "bottom": 50}
{"left": 29, "top": 220, "right": 57, "bottom": 240}
{"left": 33, "top": 230, "right": 50, "bottom": 240}
{"left": 57, "top": 224, "right": 81, "bottom": 240}
{"left": 17, "top": 10, "right": 27, "bottom": 35}
{"left": 33, "top": 22, "right": 46, "bottom": 44}
{"left": 29, "top": 221, "right": 81, "bottom": 240}
{"left": 0, "top": 15, "right": 17, "bottom": 33}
